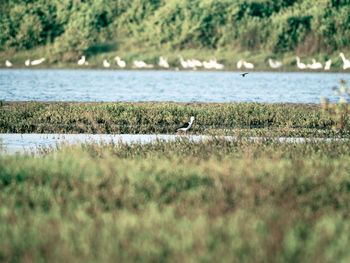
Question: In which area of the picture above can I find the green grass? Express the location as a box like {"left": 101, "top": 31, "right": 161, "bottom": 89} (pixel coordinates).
{"left": 1, "top": 139, "right": 350, "bottom": 262}
{"left": 1, "top": 101, "right": 349, "bottom": 137}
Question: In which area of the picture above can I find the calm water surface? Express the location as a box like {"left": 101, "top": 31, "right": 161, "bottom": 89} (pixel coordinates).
{"left": 0, "top": 134, "right": 344, "bottom": 154}
{"left": 1, "top": 69, "right": 349, "bottom": 103}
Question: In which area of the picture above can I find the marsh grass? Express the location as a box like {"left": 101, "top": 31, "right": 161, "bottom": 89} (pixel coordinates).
{"left": 1, "top": 139, "right": 350, "bottom": 262}
{"left": 1, "top": 102, "right": 348, "bottom": 137}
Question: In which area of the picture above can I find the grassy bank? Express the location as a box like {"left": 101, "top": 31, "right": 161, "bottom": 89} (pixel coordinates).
{"left": 1, "top": 46, "right": 349, "bottom": 72}
{"left": 1, "top": 139, "right": 350, "bottom": 262}
{"left": 1, "top": 101, "right": 349, "bottom": 137}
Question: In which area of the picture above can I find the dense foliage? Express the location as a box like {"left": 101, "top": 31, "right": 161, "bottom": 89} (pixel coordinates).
{"left": 2, "top": 101, "right": 349, "bottom": 137}
{"left": 0, "top": 0, "right": 349, "bottom": 57}
{"left": 1, "top": 139, "right": 350, "bottom": 262}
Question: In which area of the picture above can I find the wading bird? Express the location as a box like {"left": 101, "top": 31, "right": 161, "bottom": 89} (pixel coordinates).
{"left": 187, "top": 59, "right": 202, "bottom": 69}
{"left": 31, "top": 58, "right": 45, "bottom": 66}
{"left": 103, "top": 59, "right": 110, "bottom": 68}
{"left": 5, "top": 60, "right": 12, "bottom": 67}
{"left": 296, "top": 56, "right": 306, "bottom": 69}
{"left": 268, "top": 58, "right": 283, "bottom": 69}
{"left": 159, "top": 56, "right": 169, "bottom": 68}
{"left": 243, "top": 61, "right": 254, "bottom": 69}
{"left": 324, "top": 59, "right": 332, "bottom": 70}
{"left": 78, "top": 56, "right": 86, "bottom": 65}
{"left": 177, "top": 116, "right": 195, "bottom": 132}
{"left": 178, "top": 55, "right": 189, "bottom": 69}
{"left": 133, "top": 60, "right": 153, "bottom": 69}
{"left": 203, "top": 59, "right": 224, "bottom": 70}
{"left": 237, "top": 59, "right": 243, "bottom": 69}
{"left": 115, "top": 56, "right": 126, "bottom": 68}
{"left": 25, "top": 59, "right": 30, "bottom": 66}
{"left": 308, "top": 59, "right": 322, "bottom": 69}
{"left": 339, "top": 53, "right": 350, "bottom": 70}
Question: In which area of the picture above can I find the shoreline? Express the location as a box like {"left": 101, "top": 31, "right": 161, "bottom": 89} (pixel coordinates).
{"left": 1, "top": 101, "right": 322, "bottom": 106}
{"left": 1, "top": 65, "right": 349, "bottom": 73}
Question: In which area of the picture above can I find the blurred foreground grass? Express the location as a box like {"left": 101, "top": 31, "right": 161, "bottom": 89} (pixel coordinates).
{"left": 1, "top": 101, "right": 349, "bottom": 137}
{"left": 1, "top": 139, "right": 350, "bottom": 262}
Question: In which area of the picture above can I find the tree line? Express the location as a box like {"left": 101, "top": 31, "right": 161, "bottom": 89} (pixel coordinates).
{"left": 0, "top": 0, "right": 349, "bottom": 57}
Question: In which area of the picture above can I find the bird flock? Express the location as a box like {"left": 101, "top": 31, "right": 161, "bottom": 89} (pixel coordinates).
{"left": 2, "top": 53, "right": 350, "bottom": 70}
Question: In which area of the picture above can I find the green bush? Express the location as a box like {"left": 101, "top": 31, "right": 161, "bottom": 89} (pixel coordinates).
{"left": 15, "top": 13, "right": 43, "bottom": 49}
{"left": 0, "top": 0, "right": 349, "bottom": 55}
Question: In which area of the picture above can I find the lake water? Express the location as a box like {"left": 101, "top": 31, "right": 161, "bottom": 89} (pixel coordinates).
{"left": 1, "top": 69, "right": 349, "bottom": 103}
{"left": 0, "top": 133, "right": 345, "bottom": 155}
{"left": 0, "top": 133, "right": 222, "bottom": 154}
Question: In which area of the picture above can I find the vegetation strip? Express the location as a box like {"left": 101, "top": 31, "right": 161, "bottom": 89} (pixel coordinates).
{"left": 1, "top": 139, "right": 350, "bottom": 262}
{"left": 1, "top": 101, "right": 349, "bottom": 137}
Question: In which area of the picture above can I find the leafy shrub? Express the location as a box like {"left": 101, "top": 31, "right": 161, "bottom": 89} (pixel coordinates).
{"left": 15, "top": 13, "right": 43, "bottom": 49}
{"left": 0, "top": 0, "right": 349, "bottom": 56}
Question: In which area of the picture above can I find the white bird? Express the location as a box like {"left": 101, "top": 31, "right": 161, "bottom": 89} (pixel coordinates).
{"left": 178, "top": 55, "right": 189, "bottom": 69}
{"left": 296, "top": 56, "right": 307, "bottom": 69}
{"left": 77, "top": 56, "right": 86, "bottom": 65}
{"left": 103, "top": 59, "right": 110, "bottom": 68}
{"left": 203, "top": 60, "right": 213, "bottom": 69}
{"left": 177, "top": 116, "right": 195, "bottom": 132}
{"left": 324, "top": 59, "right": 332, "bottom": 70}
{"left": 237, "top": 60, "right": 243, "bottom": 69}
{"left": 243, "top": 61, "right": 254, "bottom": 69}
{"left": 186, "top": 59, "right": 196, "bottom": 69}
{"left": 188, "top": 59, "right": 202, "bottom": 68}
{"left": 115, "top": 56, "right": 126, "bottom": 68}
{"left": 25, "top": 59, "right": 30, "bottom": 66}
{"left": 5, "top": 60, "right": 13, "bottom": 67}
{"left": 212, "top": 59, "right": 224, "bottom": 69}
{"left": 133, "top": 60, "right": 153, "bottom": 69}
{"left": 202, "top": 59, "right": 224, "bottom": 69}
{"left": 339, "top": 53, "right": 350, "bottom": 70}
{"left": 308, "top": 59, "right": 322, "bottom": 69}
{"left": 268, "top": 58, "right": 283, "bottom": 69}
{"left": 158, "top": 56, "right": 169, "bottom": 68}
{"left": 31, "top": 58, "right": 45, "bottom": 66}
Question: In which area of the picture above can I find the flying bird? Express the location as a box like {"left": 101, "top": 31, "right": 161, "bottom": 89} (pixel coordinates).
{"left": 177, "top": 116, "right": 195, "bottom": 132}
{"left": 240, "top": 72, "right": 249, "bottom": 77}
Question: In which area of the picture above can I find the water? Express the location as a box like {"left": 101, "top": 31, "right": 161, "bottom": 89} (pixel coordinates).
{"left": 0, "top": 133, "right": 217, "bottom": 154}
{"left": 1, "top": 69, "right": 349, "bottom": 103}
{"left": 0, "top": 134, "right": 344, "bottom": 155}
